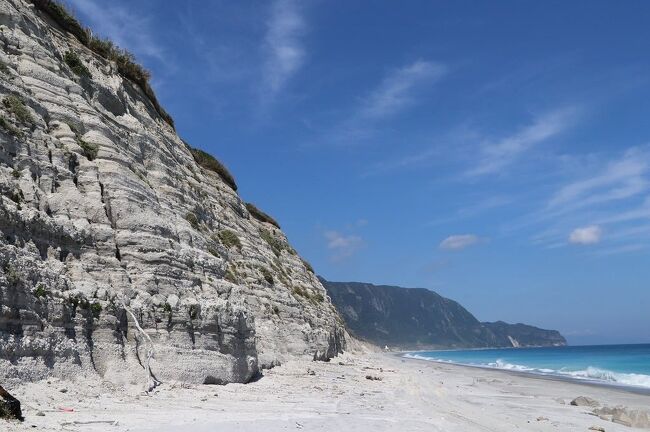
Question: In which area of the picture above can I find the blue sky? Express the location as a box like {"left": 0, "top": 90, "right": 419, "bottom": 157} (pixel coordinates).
{"left": 66, "top": 0, "right": 650, "bottom": 345}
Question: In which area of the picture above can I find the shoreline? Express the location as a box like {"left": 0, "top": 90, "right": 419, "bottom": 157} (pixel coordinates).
{"left": 399, "top": 352, "right": 650, "bottom": 396}
{"left": 4, "top": 351, "right": 650, "bottom": 431}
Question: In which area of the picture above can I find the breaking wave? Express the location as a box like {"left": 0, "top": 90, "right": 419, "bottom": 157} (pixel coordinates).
{"left": 403, "top": 354, "right": 650, "bottom": 389}
{"left": 560, "top": 366, "right": 650, "bottom": 389}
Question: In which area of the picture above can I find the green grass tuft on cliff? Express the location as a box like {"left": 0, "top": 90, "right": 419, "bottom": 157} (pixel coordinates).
{"left": 215, "top": 230, "right": 242, "bottom": 250}
{"left": 185, "top": 212, "right": 199, "bottom": 230}
{"left": 31, "top": 0, "right": 174, "bottom": 129}
{"left": 260, "top": 228, "right": 286, "bottom": 256}
{"left": 2, "top": 95, "right": 33, "bottom": 125}
{"left": 0, "top": 116, "right": 21, "bottom": 136}
{"left": 246, "top": 203, "right": 280, "bottom": 228}
{"left": 188, "top": 146, "right": 238, "bottom": 191}
{"left": 64, "top": 50, "right": 91, "bottom": 78}
{"left": 77, "top": 137, "right": 98, "bottom": 160}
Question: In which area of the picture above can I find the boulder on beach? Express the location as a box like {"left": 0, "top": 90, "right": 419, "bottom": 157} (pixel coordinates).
{"left": 594, "top": 406, "right": 650, "bottom": 429}
{"left": 0, "top": 385, "right": 23, "bottom": 421}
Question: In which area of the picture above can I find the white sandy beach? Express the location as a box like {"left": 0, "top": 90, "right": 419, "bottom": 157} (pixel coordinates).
{"left": 4, "top": 352, "right": 650, "bottom": 431}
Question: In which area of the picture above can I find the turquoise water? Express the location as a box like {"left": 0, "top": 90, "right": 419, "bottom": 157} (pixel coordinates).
{"left": 405, "top": 344, "right": 650, "bottom": 389}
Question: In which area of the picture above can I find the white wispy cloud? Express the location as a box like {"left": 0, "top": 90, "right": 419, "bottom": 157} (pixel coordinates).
{"left": 466, "top": 107, "right": 578, "bottom": 177}
{"left": 569, "top": 225, "right": 602, "bottom": 245}
{"left": 359, "top": 60, "right": 447, "bottom": 120}
{"left": 592, "top": 243, "right": 647, "bottom": 256}
{"left": 361, "top": 125, "right": 477, "bottom": 176}
{"left": 363, "top": 147, "right": 442, "bottom": 177}
{"left": 595, "top": 197, "right": 650, "bottom": 225}
{"left": 548, "top": 147, "right": 650, "bottom": 210}
{"left": 439, "top": 234, "right": 481, "bottom": 251}
{"left": 332, "top": 59, "right": 447, "bottom": 145}
{"left": 523, "top": 147, "right": 650, "bottom": 250}
{"left": 66, "top": 0, "right": 164, "bottom": 61}
{"left": 457, "top": 196, "right": 513, "bottom": 218}
{"left": 324, "top": 230, "right": 364, "bottom": 261}
{"left": 427, "top": 196, "right": 512, "bottom": 226}
{"left": 524, "top": 147, "right": 650, "bottom": 250}
{"left": 261, "top": 0, "right": 306, "bottom": 98}
{"left": 177, "top": 7, "right": 254, "bottom": 86}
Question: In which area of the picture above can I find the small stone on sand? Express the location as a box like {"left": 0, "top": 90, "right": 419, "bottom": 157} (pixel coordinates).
{"left": 571, "top": 396, "right": 600, "bottom": 407}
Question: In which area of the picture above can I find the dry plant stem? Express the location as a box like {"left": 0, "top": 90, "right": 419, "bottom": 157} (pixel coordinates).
{"left": 123, "top": 303, "right": 161, "bottom": 392}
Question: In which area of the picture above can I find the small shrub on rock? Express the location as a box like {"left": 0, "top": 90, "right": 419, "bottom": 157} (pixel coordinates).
{"left": 293, "top": 286, "right": 307, "bottom": 298}
{"left": 216, "top": 230, "right": 241, "bottom": 250}
{"left": 88, "top": 37, "right": 114, "bottom": 58}
{"left": 259, "top": 267, "right": 274, "bottom": 285}
{"left": 301, "top": 258, "right": 314, "bottom": 273}
{"left": 246, "top": 203, "right": 280, "bottom": 228}
{"left": 3, "top": 264, "right": 20, "bottom": 286}
{"left": 77, "top": 138, "right": 98, "bottom": 160}
{"left": 31, "top": 0, "right": 175, "bottom": 129}
{"left": 185, "top": 212, "right": 199, "bottom": 230}
{"left": 0, "top": 116, "right": 20, "bottom": 136}
{"left": 225, "top": 268, "right": 238, "bottom": 283}
{"left": 34, "top": 284, "right": 50, "bottom": 298}
{"left": 90, "top": 302, "right": 102, "bottom": 318}
{"left": 33, "top": 0, "right": 90, "bottom": 44}
{"left": 260, "top": 228, "right": 285, "bottom": 256}
{"left": 2, "top": 95, "right": 33, "bottom": 124}
{"left": 188, "top": 146, "right": 237, "bottom": 191}
{"left": 64, "top": 50, "right": 91, "bottom": 78}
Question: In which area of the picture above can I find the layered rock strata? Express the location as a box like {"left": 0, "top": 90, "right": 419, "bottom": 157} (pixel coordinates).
{"left": 0, "top": 0, "right": 345, "bottom": 387}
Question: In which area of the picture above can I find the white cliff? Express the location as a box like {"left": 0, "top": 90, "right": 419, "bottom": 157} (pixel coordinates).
{"left": 0, "top": 0, "right": 345, "bottom": 388}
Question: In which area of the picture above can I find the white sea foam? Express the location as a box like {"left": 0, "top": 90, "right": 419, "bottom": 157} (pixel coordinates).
{"left": 561, "top": 366, "right": 650, "bottom": 388}
{"left": 403, "top": 354, "right": 650, "bottom": 389}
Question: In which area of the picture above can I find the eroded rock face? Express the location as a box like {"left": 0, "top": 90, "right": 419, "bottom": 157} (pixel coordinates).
{"left": 0, "top": 0, "right": 345, "bottom": 387}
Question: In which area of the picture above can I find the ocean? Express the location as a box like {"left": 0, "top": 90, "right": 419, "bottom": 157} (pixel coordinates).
{"left": 404, "top": 344, "right": 650, "bottom": 390}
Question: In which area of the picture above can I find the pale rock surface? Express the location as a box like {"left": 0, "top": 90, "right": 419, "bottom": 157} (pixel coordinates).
{"left": 0, "top": 0, "right": 345, "bottom": 389}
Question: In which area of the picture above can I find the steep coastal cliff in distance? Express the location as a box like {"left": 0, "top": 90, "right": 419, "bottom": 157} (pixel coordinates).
{"left": 481, "top": 321, "right": 567, "bottom": 348}
{"left": 0, "top": 0, "right": 345, "bottom": 388}
{"left": 321, "top": 279, "right": 566, "bottom": 349}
